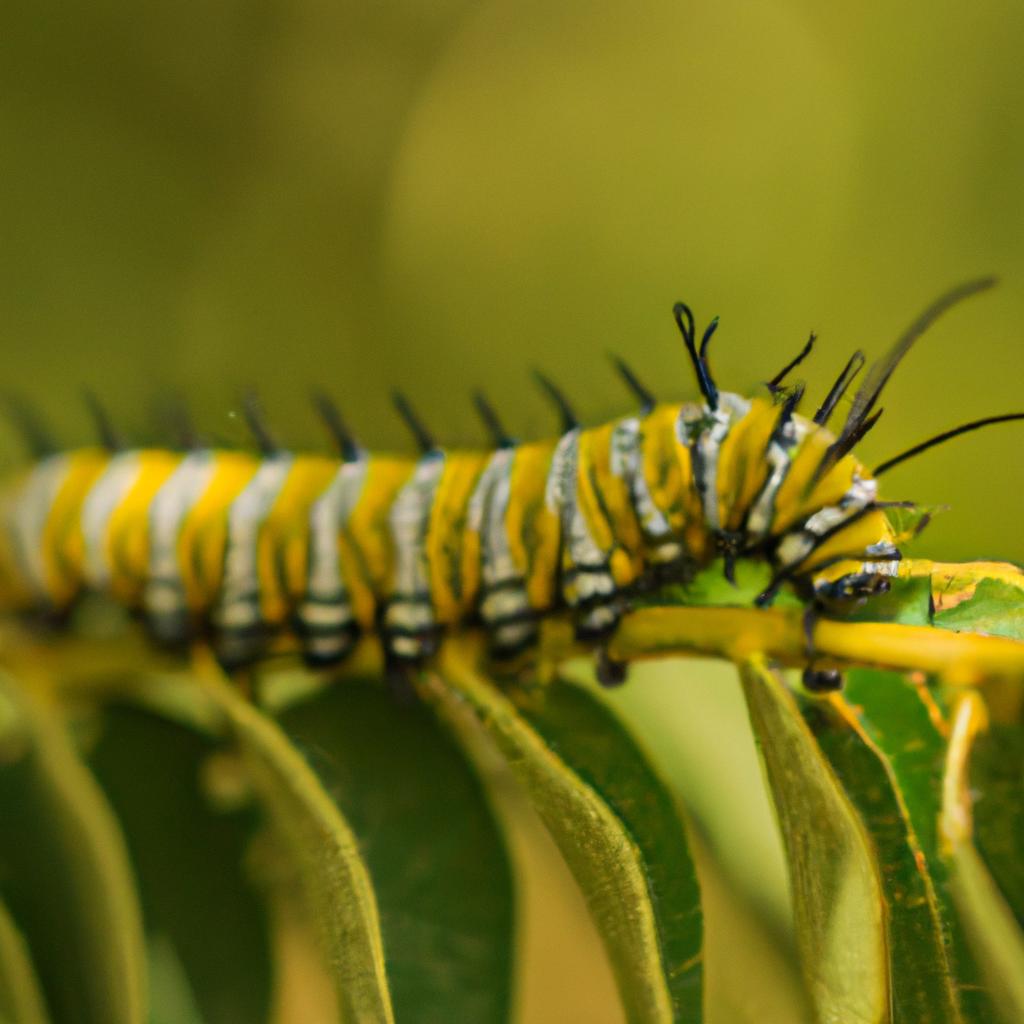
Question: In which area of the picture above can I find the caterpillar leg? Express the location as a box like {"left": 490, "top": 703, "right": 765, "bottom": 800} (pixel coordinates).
{"left": 800, "top": 604, "right": 844, "bottom": 693}
{"left": 595, "top": 647, "right": 628, "bottom": 687}
{"left": 801, "top": 570, "right": 894, "bottom": 692}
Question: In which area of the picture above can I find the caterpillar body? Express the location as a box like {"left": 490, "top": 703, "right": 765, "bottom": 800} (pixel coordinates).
{"left": 0, "top": 280, "right": 1015, "bottom": 683}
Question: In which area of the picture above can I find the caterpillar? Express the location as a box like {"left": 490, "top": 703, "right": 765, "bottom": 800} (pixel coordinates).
{"left": 0, "top": 278, "right": 1020, "bottom": 689}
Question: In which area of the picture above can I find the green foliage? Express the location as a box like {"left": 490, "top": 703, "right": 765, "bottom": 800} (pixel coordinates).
{"left": 276, "top": 676, "right": 515, "bottom": 1023}
{"left": 1, "top": 564, "right": 1024, "bottom": 1022}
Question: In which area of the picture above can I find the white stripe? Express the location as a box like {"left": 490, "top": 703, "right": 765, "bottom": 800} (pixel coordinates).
{"left": 305, "top": 459, "right": 367, "bottom": 600}
{"left": 145, "top": 452, "right": 216, "bottom": 619}
{"left": 774, "top": 475, "right": 879, "bottom": 570}
{"left": 80, "top": 453, "right": 144, "bottom": 590}
{"left": 7, "top": 454, "right": 75, "bottom": 598}
{"left": 745, "top": 417, "right": 811, "bottom": 542}
{"left": 610, "top": 417, "right": 672, "bottom": 542}
{"left": 469, "top": 448, "right": 516, "bottom": 586}
{"left": 213, "top": 454, "right": 293, "bottom": 628}
{"left": 384, "top": 453, "right": 444, "bottom": 638}
{"left": 545, "top": 430, "right": 615, "bottom": 606}
{"left": 678, "top": 393, "right": 750, "bottom": 531}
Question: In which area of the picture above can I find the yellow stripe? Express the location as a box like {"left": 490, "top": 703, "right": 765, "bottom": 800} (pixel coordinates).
{"left": 427, "top": 453, "right": 488, "bottom": 623}
{"left": 345, "top": 457, "right": 414, "bottom": 625}
{"left": 260, "top": 456, "right": 338, "bottom": 625}
{"left": 0, "top": 466, "right": 45, "bottom": 608}
{"left": 644, "top": 405, "right": 709, "bottom": 562}
{"left": 717, "top": 398, "right": 778, "bottom": 531}
{"left": 797, "top": 508, "right": 897, "bottom": 575}
{"left": 45, "top": 450, "right": 111, "bottom": 606}
{"left": 772, "top": 430, "right": 861, "bottom": 534}
{"left": 573, "top": 431, "right": 614, "bottom": 552}
{"left": 580, "top": 423, "right": 644, "bottom": 587}
{"left": 105, "top": 451, "right": 183, "bottom": 604}
{"left": 178, "top": 452, "right": 259, "bottom": 610}
{"left": 506, "top": 440, "right": 560, "bottom": 611}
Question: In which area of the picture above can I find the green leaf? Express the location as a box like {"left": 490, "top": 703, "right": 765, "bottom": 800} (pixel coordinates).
{"left": 798, "top": 677, "right": 968, "bottom": 1022}
{"left": 200, "top": 666, "right": 394, "bottom": 1024}
{"left": 0, "top": 673, "right": 147, "bottom": 1024}
{"left": 0, "top": 898, "right": 50, "bottom": 1024}
{"left": 969, "top": 721, "right": 1024, "bottom": 929}
{"left": 86, "top": 704, "right": 273, "bottom": 1024}
{"left": 517, "top": 676, "right": 703, "bottom": 1021}
{"left": 831, "top": 669, "right": 997, "bottom": 1022}
{"left": 941, "top": 694, "right": 1024, "bottom": 1023}
{"left": 739, "top": 655, "right": 889, "bottom": 1023}
{"left": 637, "top": 557, "right": 802, "bottom": 611}
{"left": 275, "top": 675, "right": 515, "bottom": 1024}
{"left": 434, "top": 645, "right": 677, "bottom": 1024}
{"left": 935, "top": 579, "right": 1024, "bottom": 641}
{"left": 844, "top": 575, "right": 934, "bottom": 626}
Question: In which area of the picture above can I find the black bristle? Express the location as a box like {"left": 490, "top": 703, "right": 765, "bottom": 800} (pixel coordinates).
{"left": 813, "top": 350, "right": 866, "bottom": 426}
{"left": 83, "top": 391, "right": 123, "bottom": 451}
{"left": 473, "top": 391, "right": 514, "bottom": 449}
{"left": 312, "top": 391, "right": 360, "bottom": 462}
{"left": 874, "top": 412, "right": 1024, "bottom": 477}
{"left": 609, "top": 355, "right": 656, "bottom": 413}
{"left": 241, "top": 392, "right": 279, "bottom": 456}
{"left": 392, "top": 391, "right": 437, "bottom": 455}
{"left": 1, "top": 394, "right": 57, "bottom": 457}
{"left": 672, "top": 302, "right": 719, "bottom": 409}
{"left": 532, "top": 371, "right": 579, "bottom": 433}
{"left": 767, "top": 331, "right": 817, "bottom": 395}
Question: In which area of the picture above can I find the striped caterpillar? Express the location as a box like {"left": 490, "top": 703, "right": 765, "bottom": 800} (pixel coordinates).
{"left": 1, "top": 278, "right": 1019, "bottom": 689}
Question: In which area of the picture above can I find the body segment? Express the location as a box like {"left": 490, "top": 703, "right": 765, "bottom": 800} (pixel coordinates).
{"left": 0, "top": 396, "right": 899, "bottom": 670}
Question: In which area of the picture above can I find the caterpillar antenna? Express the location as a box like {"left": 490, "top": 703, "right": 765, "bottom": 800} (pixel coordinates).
{"left": 672, "top": 302, "right": 719, "bottom": 408}
{"left": 874, "top": 413, "right": 1024, "bottom": 477}
{"left": 767, "top": 331, "right": 817, "bottom": 395}
{"left": 812, "top": 276, "right": 997, "bottom": 486}
{"left": 813, "top": 350, "right": 866, "bottom": 425}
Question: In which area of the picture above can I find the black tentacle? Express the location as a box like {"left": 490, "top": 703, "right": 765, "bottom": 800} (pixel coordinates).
{"left": 312, "top": 391, "right": 360, "bottom": 462}
{"left": 392, "top": 391, "right": 437, "bottom": 455}
{"left": 241, "top": 392, "right": 279, "bottom": 456}
{"left": 672, "top": 302, "right": 719, "bottom": 409}
{"left": 473, "top": 391, "right": 515, "bottom": 449}
{"left": 1, "top": 394, "right": 56, "bottom": 457}
{"left": 83, "top": 391, "right": 123, "bottom": 451}
{"left": 767, "top": 331, "right": 817, "bottom": 396}
{"left": 532, "top": 371, "right": 579, "bottom": 432}
{"left": 609, "top": 355, "right": 656, "bottom": 414}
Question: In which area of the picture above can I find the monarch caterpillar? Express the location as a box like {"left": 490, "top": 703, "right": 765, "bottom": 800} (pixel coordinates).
{"left": 0, "top": 278, "right": 1020, "bottom": 690}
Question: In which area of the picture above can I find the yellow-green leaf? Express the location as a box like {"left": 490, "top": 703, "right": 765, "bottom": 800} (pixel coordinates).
{"left": 799, "top": 682, "right": 964, "bottom": 1022}
{"left": 942, "top": 693, "right": 1024, "bottom": 1023}
{"left": 0, "top": 898, "right": 49, "bottom": 1024}
{"left": 275, "top": 675, "right": 515, "bottom": 1024}
{"left": 517, "top": 675, "right": 703, "bottom": 1021}
{"left": 739, "top": 655, "right": 888, "bottom": 1023}
{"left": 434, "top": 642, "right": 675, "bottom": 1024}
{"left": 87, "top": 703, "right": 274, "bottom": 1024}
{"left": 0, "top": 672, "right": 146, "bottom": 1024}
{"left": 199, "top": 665, "right": 394, "bottom": 1024}
{"left": 825, "top": 669, "right": 997, "bottom": 1022}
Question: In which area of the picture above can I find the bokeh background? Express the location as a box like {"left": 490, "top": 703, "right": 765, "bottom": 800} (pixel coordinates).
{"left": 2, "top": 1, "right": 1023, "bottom": 1021}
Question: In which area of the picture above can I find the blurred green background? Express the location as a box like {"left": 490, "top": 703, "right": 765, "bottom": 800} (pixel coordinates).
{"left": 2, "top": 2, "right": 1023, "bottom": 1021}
